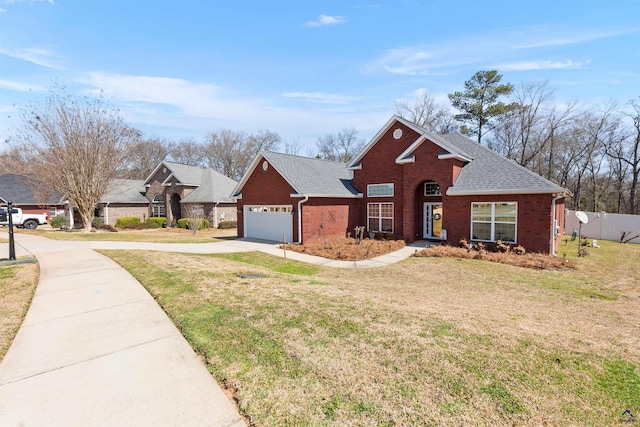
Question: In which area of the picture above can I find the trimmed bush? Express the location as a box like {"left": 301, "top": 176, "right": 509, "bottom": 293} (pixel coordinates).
{"left": 92, "top": 217, "right": 103, "bottom": 228}
{"left": 115, "top": 216, "right": 141, "bottom": 228}
{"left": 50, "top": 215, "right": 66, "bottom": 229}
{"left": 146, "top": 217, "right": 166, "bottom": 228}
{"left": 218, "top": 220, "right": 237, "bottom": 229}
{"left": 177, "top": 218, "right": 210, "bottom": 230}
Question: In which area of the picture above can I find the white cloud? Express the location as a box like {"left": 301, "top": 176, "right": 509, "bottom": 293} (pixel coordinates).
{"left": 304, "top": 14, "right": 347, "bottom": 27}
{"left": 368, "top": 25, "right": 638, "bottom": 76}
{"left": 0, "top": 47, "right": 61, "bottom": 69}
{"left": 4, "top": 0, "right": 54, "bottom": 4}
{"left": 494, "top": 59, "right": 589, "bottom": 71}
{"left": 0, "top": 79, "right": 44, "bottom": 92}
{"left": 282, "top": 91, "right": 356, "bottom": 104}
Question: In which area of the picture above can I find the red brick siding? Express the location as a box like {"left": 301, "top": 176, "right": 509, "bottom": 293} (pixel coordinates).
{"left": 237, "top": 156, "right": 302, "bottom": 238}
{"left": 301, "top": 198, "right": 360, "bottom": 244}
{"left": 353, "top": 122, "right": 422, "bottom": 240}
{"left": 445, "top": 193, "right": 556, "bottom": 254}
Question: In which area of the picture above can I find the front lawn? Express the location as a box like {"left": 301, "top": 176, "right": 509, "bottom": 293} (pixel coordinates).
{"left": 104, "top": 238, "right": 640, "bottom": 426}
{"left": 0, "top": 259, "right": 39, "bottom": 360}
{"left": 17, "top": 226, "right": 237, "bottom": 243}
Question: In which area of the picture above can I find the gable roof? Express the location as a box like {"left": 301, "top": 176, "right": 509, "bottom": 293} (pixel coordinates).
{"left": 0, "top": 174, "right": 65, "bottom": 205}
{"left": 99, "top": 179, "right": 149, "bottom": 204}
{"left": 233, "top": 150, "right": 360, "bottom": 198}
{"left": 143, "top": 161, "right": 206, "bottom": 187}
{"left": 144, "top": 161, "right": 238, "bottom": 203}
{"left": 182, "top": 168, "right": 238, "bottom": 203}
{"left": 350, "top": 116, "right": 569, "bottom": 196}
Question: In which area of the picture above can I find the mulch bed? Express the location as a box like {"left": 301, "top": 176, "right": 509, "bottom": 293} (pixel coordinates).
{"left": 282, "top": 237, "right": 406, "bottom": 261}
{"left": 414, "top": 245, "right": 576, "bottom": 270}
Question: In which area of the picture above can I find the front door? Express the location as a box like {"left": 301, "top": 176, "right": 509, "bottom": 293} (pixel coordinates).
{"left": 423, "top": 203, "right": 443, "bottom": 239}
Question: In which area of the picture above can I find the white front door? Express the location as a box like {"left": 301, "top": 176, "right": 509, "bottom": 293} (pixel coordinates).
{"left": 423, "top": 203, "right": 443, "bottom": 239}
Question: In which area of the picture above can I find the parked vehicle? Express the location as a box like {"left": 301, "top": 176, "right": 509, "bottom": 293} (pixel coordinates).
{"left": 0, "top": 207, "right": 48, "bottom": 229}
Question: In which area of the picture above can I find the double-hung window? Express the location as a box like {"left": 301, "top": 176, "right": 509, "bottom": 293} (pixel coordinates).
{"left": 471, "top": 202, "right": 517, "bottom": 243}
{"left": 368, "top": 202, "right": 394, "bottom": 233}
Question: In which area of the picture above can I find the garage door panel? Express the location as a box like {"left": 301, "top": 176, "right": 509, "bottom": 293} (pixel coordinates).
{"left": 244, "top": 206, "right": 293, "bottom": 242}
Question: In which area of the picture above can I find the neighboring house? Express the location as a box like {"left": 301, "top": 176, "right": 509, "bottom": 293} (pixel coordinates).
{"left": 94, "top": 179, "right": 149, "bottom": 226}
{"left": 143, "top": 161, "right": 238, "bottom": 227}
{"left": 0, "top": 173, "right": 66, "bottom": 219}
{"left": 233, "top": 116, "right": 571, "bottom": 254}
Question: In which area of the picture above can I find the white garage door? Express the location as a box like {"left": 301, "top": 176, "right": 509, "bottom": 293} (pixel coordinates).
{"left": 244, "top": 205, "right": 293, "bottom": 242}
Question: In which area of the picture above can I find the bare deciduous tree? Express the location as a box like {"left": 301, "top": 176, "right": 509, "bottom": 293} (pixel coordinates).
{"left": 15, "top": 89, "right": 139, "bottom": 231}
{"left": 394, "top": 90, "right": 457, "bottom": 134}
{"left": 203, "top": 129, "right": 280, "bottom": 180}
{"left": 316, "top": 128, "right": 365, "bottom": 163}
{"left": 121, "top": 137, "right": 169, "bottom": 179}
{"left": 167, "top": 138, "right": 207, "bottom": 167}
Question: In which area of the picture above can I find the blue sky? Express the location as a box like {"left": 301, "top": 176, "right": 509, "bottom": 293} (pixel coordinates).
{"left": 1, "top": 0, "right": 639, "bottom": 152}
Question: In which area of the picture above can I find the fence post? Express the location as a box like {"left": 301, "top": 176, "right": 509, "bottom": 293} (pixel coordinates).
{"left": 8, "top": 201, "right": 16, "bottom": 260}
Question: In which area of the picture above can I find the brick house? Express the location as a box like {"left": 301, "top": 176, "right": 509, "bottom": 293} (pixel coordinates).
{"left": 233, "top": 116, "right": 570, "bottom": 254}
{"left": 94, "top": 179, "right": 150, "bottom": 226}
{"left": 143, "top": 161, "right": 238, "bottom": 227}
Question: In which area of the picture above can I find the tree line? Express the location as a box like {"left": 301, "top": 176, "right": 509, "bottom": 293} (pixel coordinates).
{"left": 395, "top": 70, "right": 640, "bottom": 215}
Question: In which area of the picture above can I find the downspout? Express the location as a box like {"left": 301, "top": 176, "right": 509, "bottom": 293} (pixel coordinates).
{"left": 297, "top": 196, "right": 309, "bottom": 244}
{"left": 551, "top": 193, "right": 564, "bottom": 256}
{"left": 105, "top": 202, "right": 110, "bottom": 226}
{"left": 214, "top": 202, "right": 219, "bottom": 228}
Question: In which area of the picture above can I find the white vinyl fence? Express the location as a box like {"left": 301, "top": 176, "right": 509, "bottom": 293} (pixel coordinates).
{"left": 565, "top": 210, "right": 640, "bottom": 244}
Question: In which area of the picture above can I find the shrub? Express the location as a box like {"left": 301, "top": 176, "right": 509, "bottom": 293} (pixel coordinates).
{"left": 218, "top": 220, "right": 237, "bottom": 229}
{"left": 96, "top": 224, "right": 118, "bottom": 232}
{"left": 115, "top": 216, "right": 141, "bottom": 228}
{"left": 494, "top": 240, "right": 510, "bottom": 253}
{"left": 177, "top": 218, "right": 210, "bottom": 230}
{"left": 146, "top": 217, "right": 166, "bottom": 228}
{"left": 513, "top": 245, "right": 526, "bottom": 255}
{"left": 92, "top": 217, "right": 103, "bottom": 228}
{"left": 50, "top": 215, "right": 66, "bottom": 229}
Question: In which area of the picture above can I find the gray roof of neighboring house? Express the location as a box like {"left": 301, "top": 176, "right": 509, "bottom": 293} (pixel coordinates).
{"left": 182, "top": 168, "right": 238, "bottom": 203}
{"left": 161, "top": 161, "right": 206, "bottom": 186}
{"left": 0, "top": 173, "right": 64, "bottom": 205}
{"left": 258, "top": 151, "right": 359, "bottom": 197}
{"left": 100, "top": 179, "right": 149, "bottom": 204}
{"left": 436, "top": 133, "right": 568, "bottom": 195}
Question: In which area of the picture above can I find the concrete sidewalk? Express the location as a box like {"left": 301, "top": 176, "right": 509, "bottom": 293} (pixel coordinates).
{"left": 0, "top": 232, "right": 428, "bottom": 426}
{"left": 0, "top": 241, "right": 246, "bottom": 426}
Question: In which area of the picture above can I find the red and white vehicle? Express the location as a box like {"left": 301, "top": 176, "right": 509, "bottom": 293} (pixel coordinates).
{"left": 0, "top": 207, "right": 48, "bottom": 230}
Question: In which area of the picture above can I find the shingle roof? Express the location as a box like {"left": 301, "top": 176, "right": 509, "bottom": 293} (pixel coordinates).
{"left": 233, "top": 151, "right": 360, "bottom": 198}
{"left": 0, "top": 174, "right": 64, "bottom": 205}
{"left": 99, "top": 179, "right": 149, "bottom": 204}
{"left": 437, "top": 133, "right": 568, "bottom": 195}
{"left": 182, "top": 168, "right": 238, "bottom": 203}
{"left": 160, "top": 161, "right": 206, "bottom": 186}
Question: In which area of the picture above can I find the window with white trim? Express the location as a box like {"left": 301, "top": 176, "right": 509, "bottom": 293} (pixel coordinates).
{"left": 152, "top": 194, "right": 165, "bottom": 217}
{"left": 424, "top": 181, "right": 442, "bottom": 196}
{"left": 247, "top": 206, "right": 293, "bottom": 213}
{"left": 367, "top": 183, "right": 394, "bottom": 197}
{"left": 471, "top": 202, "right": 517, "bottom": 243}
{"left": 368, "top": 202, "right": 394, "bottom": 233}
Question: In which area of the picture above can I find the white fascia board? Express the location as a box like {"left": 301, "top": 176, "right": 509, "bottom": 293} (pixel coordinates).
{"left": 347, "top": 163, "right": 362, "bottom": 170}
{"left": 446, "top": 188, "right": 564, "bottom": 196}
{"left": 142, "top": 161, "right": 168, "bottom": 186}
{"left": 395, "top": 135, "right": 426, "bottom": 164}
{"left": 438, "top": 153, "right": 472, "bottom": 162}
{"left": 289, "top": 193, "right": 362, "bottom": 198}
{"left": 396, "top": 156, "right": 415, "bottom": 164}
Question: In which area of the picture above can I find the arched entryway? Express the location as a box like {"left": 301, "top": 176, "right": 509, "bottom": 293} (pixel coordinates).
{"left": 414, "top": 180, "right": 444, "bottom": 239}
{"left": 170, "top": 193, "right": 182, "bottom": 222}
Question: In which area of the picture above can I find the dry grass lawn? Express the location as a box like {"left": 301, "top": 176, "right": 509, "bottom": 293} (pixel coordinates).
{"left": 104, "top": 237, "right": 640, "bottom": 426}
{"left": 0, "top": 260, "right": 39, "bottom": 360}
{"left": 17, "top": 226, "right": 237, "bottom": 243}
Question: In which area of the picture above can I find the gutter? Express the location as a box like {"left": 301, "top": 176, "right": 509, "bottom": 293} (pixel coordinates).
{"left": 296, "top": 196, "right": 309, "bottom": 244}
